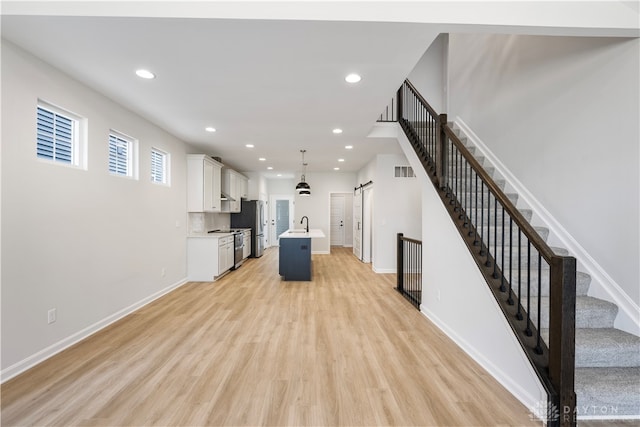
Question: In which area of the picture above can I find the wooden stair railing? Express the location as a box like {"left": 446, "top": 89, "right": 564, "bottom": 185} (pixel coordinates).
{"left": 395, "top": 79, "right": 577, "bottom": 427}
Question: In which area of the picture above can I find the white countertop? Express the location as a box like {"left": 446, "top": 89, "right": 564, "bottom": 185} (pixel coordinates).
{"left": 278, "top": 229, "right": 325, "bottom": 239}
{"left": 188, "top": 232, "right": 233, "bottom": 238}
{"left": 188, "top": 228, "right": 252, "bottom": 238}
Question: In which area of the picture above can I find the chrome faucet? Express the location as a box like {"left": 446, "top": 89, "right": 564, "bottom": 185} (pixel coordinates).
{"left": 301, "top": 216, "right": 309, "bottom": 233}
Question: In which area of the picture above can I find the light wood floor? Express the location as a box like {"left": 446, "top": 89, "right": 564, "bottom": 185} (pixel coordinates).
{"left": 2, "top": 247, "right": 546, "bottom": 426}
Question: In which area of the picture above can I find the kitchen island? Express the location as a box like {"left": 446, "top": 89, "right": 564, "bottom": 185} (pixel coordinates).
{"left": 278, "top": 229, "right": 325, "bottom": 281}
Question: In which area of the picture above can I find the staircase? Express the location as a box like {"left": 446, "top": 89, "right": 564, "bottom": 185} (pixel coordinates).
{"left": 447, "top": 123, "right": 640, "bottom": 419}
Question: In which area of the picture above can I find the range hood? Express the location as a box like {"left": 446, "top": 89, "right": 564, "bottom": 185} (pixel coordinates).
{"left": 221, "top": 191, "right": 236, "bottom": 202}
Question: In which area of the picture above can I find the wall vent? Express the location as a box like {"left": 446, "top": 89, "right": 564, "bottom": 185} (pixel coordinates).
{"left": 394, "top": 166, "right": 415, "bottom": 178}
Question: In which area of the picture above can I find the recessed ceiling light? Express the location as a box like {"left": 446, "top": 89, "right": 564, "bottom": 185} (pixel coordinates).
{"left": 259, "top": 157, "right": 266, "bottom": 161}
{"left": 345, "top": 145, "right": 353, "bottom": 150}
{"left": 205, "top": 127, "right": 216, "bottom": 132}
{"left": 334, "top": 167, "right": 340, "bottom": 171}
{"left": 245, "top": 144, "right": 254, "bottom": 148}
{"left": 332, "top": 128, "right": 343, "bottom": 134}
{"left": 267, "top": 166, "right": 273, "bottom": 170}
{"left": 135, "top": 69, "right": 155, "bottom": 79}
{"left": 345, "top": 73, "right": 361, "bottom": 83}
{"left": 338, "top": 158, "right": 345, "bottom": 162}
{"left": 277, "top": 174, "right": 282, "bottom": 177}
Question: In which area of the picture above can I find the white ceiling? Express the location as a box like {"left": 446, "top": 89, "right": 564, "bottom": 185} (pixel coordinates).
{"left": 2, "top": 2, "right": 637, "bottom": 177}
{"left": 1, "top": 15, "right": 438, "bottom": 176}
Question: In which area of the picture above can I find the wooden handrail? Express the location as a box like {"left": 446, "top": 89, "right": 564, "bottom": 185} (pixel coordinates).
{"left": 443, "top": 126, "right": 558, "bottom": 264}
{"left": 397, "top": 78, "right": 576, "bottom": 426}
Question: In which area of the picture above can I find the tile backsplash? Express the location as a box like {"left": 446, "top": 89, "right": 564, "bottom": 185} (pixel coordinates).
{"left": 188, "top": 212, "right": 231, "bottom": 234}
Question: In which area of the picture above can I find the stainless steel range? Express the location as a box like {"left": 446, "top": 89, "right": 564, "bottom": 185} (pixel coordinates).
{"left": 231, "top": 230, "right": 244, "bottom": 270}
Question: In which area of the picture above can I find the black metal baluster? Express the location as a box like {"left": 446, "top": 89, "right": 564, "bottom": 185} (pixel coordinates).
{"left": 460, "top": 159, "right": 466, "bottom": 222}
{"left": 525, "top": 240, "right": 532, "bottom": 336}
{"left": 473, "top": 173, "right": 479, "bottom": 243}
{"left": 516, "top": 228, "right": 523, "bottom": 321}
{"left": 535, "top": 253, "right": 543, "bottom": 354}
{"left": 492, "top": 195, "right": 498, "bottom": 274}
{"left": 499, "top": 206, "right": 506, "bottom": 289}
{"left": 485, "top": 191, "right": 492, "bottom": 267}
{"left": 479, "top": 181, "right": 485, "bottom": 255}
{"left": 507, "top": 217, "right": 514, "bottom": 305}
{"left": 454, "top": 148, "right": 459, "bottom": 211}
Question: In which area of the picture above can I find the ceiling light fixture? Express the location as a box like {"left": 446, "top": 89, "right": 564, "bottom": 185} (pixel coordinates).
{"left": 338, "top": 158, "right": 345, "bottom": 162}
{"left": 259, "top": 157, "right": 266, "bottom": 161}
{"left": 334, "top": 167, "right": 340, "bottom": 171}
{"left": 267, "top": 166, "right": 273, "bottom": 170}
{"left": 332, "top": 128, "right": 343, "bottom": 134}
{"left": 245, "top": 144, "right": 254, "bottom": 148}
{"left": 345, "top": 73, "right": 361, "bottom": 83}
{"left": 295, "top": 150, "right": 311, "bottom": 196}
{"left": 345, "top": 145, "right": 353, "bottom": 150}
{"left": 205, "top": 127, "right": 216, "bottom": 132}
{"left": 135, "top": 69, "right": 155, "bottom": 79}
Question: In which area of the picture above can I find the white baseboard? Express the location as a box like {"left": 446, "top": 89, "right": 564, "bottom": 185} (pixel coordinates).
{"left": 421, "top": 306, "right": 542, "bottom": 416}
{"left": 1, "top": 277, "right": 188, "bottom": 383}
{"left": 455, "top": 117, "right": 640, "bottom": 336}
{"left": 312, "top": 250, "right": 330, "bottom": 255}
{"left": 372, "top": 267, "right": 396, "bottom": 274}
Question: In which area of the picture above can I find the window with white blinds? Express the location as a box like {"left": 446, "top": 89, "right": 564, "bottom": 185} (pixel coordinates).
{"left": 150, "top": 148, "right": 169, "bottom": 185}
{"left": 37, "top": 105, "right": 75, "bottom": 164}
{"left": 108, "top": 131, "right": 137, "bottom": 178}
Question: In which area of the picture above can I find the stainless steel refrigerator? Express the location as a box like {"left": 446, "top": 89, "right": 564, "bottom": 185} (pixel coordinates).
{"left": 231, "top": 200, "right": 265, "bottom": 257}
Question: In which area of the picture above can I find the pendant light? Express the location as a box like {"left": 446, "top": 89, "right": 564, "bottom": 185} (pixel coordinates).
{"left": 295, "top": 150, "right": 311, "bottom": 196}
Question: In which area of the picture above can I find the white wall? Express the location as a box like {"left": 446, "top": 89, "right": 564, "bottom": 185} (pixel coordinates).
{"left": 447, "top": 34, "right": 640, "bottom": 307}
{"left": 293, "top": 172, "right": 356, "bottom": 254}
{"left": 267, "top": 178, "right": 295, "bottom": 195}
{"left": 396, "top": 126, "right": 546, "bottom": 412}
{"left": 408, "top": 33, "right": 448, "bottom": 113}
{"left": 355, "top": 149, "right": 422, "bottom": 273}
{"left": 373, "top": 154, "right": 422, "bottom": 272}
{"left": 1, "top": 41, "right": 190, "bottom": 379}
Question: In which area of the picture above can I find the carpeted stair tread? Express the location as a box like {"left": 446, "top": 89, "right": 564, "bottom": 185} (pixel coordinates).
{"left": 489, "top": 246, "right": 568, "bottom": 268}
{"left": 541, "top": 328, "right": 640, "bottom": 368}
{"left": 507, "top": 270, "right": 591, "bottom": 297}
{"left": 575, "top": 367, "right": 640, "bottom": 416}
{"left": 448, "top": 122, "right": 640, "bottom": 419}
{"left": 530, "top": 296, "right": 618, "bottom": 329}
{"left": 456, "top": 191, "right": 517, "bottom": 207}
{"left": 470, "top": 208, "right": 533, "bottom": 223}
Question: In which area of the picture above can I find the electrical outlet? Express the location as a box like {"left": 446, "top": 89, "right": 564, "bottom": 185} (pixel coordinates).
{"left": 161, "top": 268, "right": 166, "bottom": 277}
{"left": 437, "top": 290, "right": 441, "bottom": 301}
{"left": 47, "top": 308, "right": 56, "bottom": 324}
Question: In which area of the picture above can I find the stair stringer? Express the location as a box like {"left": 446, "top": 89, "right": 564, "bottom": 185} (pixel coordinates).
{"left": 454, "top": 116, "right": 640, "bottom": 337}
{"left": 394, "top": 123, "right": 548, "bottom": 418}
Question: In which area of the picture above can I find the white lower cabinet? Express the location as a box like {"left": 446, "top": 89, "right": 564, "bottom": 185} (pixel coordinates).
{"left": 187, "top": 235, "right": 234, "bottom": 281}
{"left": 219, "top": 238, "right": 235, "bottom": 272}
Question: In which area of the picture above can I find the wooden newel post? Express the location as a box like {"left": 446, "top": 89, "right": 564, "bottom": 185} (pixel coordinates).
{"left": 397, "top": 233, "right": 404, "bottom": 292}
{"left": 548, "top": 255, "right": 577, "bottom": 427}
{"left": 436, "top": 113, "right": 448, "bottom": 190}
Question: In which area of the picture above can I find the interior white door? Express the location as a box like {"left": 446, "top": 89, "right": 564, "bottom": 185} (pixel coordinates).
{"left": 353, "top": 191, "right": 362, "bottom": 259}
{"left": 330, "top": 194, "right": 345, "bottom": 246}
{"left": 362, "top": 187, "right": 374, "bottom": 263}
{"left": 269, "top": 195, "right": 294, "bottom": 246}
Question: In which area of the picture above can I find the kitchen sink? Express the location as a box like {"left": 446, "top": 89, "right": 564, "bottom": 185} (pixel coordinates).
{"left": 288, "top": 229, "right": 307, "bottom": 234}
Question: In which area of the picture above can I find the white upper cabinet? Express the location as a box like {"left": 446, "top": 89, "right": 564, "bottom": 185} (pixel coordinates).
{"left": 239, "top": 174, "right": 248, "bottom": 200}
{"left": 187, "top": 154, "right": 223, "bottom": 212}
{"left": 222, "top": 168, "right": 247, "bottom": 213}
